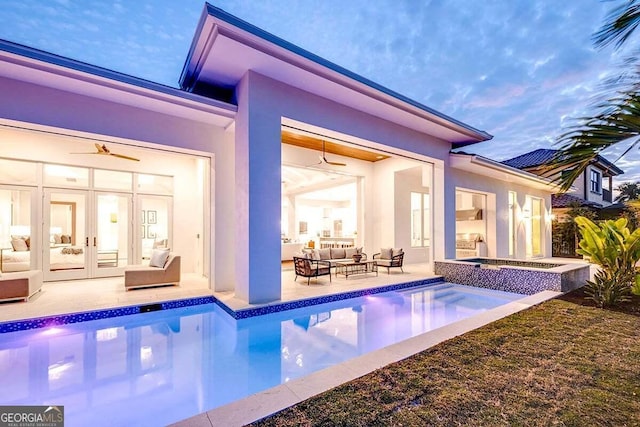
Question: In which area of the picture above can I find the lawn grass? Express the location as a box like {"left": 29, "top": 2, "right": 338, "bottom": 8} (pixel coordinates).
{"left": 251, "top": 290, "right": 640, "bottom": 426}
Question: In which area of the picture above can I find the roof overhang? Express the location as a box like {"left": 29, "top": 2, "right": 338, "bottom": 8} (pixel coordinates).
{"left": 0, "top": 40, "right": 237, "bottom": 127}
{"left": 180, "top": 3, "right": 492, "bottom": 147}
{"left": 450, "top": 153, "right": 569, "bottom": 192}
{"left": 593, "top": 155, "right": 624, "bottom": 177}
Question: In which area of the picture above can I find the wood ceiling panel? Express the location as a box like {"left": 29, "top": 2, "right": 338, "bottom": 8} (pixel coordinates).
{"left": 281, "top": 130, "right": 389, "bottom": 162}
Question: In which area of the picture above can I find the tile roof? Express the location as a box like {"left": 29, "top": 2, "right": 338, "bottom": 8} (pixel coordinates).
{"left": 551, "top": 193, "right": 602, "bottom": 209}
{"left": 501, "top": 148, "right": 624, "bottom": 176}
{"left": 501, "top": 149, "right": 557, "bottom": 169}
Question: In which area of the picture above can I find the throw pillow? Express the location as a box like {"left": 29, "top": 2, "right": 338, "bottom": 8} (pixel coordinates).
{"left": 392, "top": 248, "right": 404, "bottom": 257}
{"left": 311, "top": 249, "right": 321, "bottom": 260}
{"left": 380, "top": 248, "right": 393, "bottom": 259}
{"left": 345, "top": 248, "right": 357, "bottom": 258}
{"left": 318, "top": 248, "right": 331, "bottom": 260}
{"left": 61, "top": 235, "right": 71, "bottom": 244}
{"left": 330, "top": 248, "right": 346, "bottom": 259}
{"left": 11, "top": 238, "right": 29, "bottom": 252}
{"left": 149, "top": 249, "right": 170, "bottom": 268}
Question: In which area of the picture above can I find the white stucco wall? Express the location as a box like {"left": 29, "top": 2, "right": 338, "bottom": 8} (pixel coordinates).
{"left": 231, "top": 71, "right": 453, "bottom": 301}
{"left": 0, "top": 74, "right": 236, "bottom": 288}
{"left": 447, "top": 167, "right": 553, "bottom": 260}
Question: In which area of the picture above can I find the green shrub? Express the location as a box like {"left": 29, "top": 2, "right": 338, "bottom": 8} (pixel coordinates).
{"left": 574, "top": 216, "right": 640, "bottom": 307}
{"left": 584, "top": 270, "right": 631, "bottom": 308}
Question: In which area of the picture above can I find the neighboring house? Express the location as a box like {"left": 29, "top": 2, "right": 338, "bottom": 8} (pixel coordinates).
{"left": 502, "top": 148, "right": 624, "bottom": 217}
{"left": 502, "top": 148, "right": 624, "bottom": 257}
{"left": 0, "top": 4, "right": 559, "bottom": 304}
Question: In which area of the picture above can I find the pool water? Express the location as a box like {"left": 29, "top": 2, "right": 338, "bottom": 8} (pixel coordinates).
{"left": 0, "top": 283, "right": 523, "bottom": 426}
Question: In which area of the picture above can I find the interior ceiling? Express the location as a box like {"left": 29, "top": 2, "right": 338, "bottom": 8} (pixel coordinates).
{"left": 281, "top": 130, "right": 390, "bottom": 162}
{"left": 281, "top": 165, "right": 355, "bottom": 198}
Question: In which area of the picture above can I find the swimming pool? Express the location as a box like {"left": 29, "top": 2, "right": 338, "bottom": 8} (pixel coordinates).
{"left": 0, "top": 283, "right": 524, "bottom": 426}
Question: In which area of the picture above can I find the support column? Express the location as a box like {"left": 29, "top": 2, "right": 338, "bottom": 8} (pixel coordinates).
{"left": 234, "top": 71, "right": 282, "bottom": 303}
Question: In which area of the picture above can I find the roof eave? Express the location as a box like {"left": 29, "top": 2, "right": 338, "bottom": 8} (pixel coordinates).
{"left": 450, "top": 152, "right": 572, "bottom": 192}
{"left": 0, "top": 38, "right": 237, "bottom": 125}
{"left": 180, "top": 3, "right": 492, "bottom": 145}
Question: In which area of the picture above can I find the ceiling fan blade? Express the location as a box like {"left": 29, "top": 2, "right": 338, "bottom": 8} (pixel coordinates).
{"left": 70, "top": 151, "right": 102, "bottom": 155}
{"left": 325, "top": 160, "right": 347, "bottom": 166}
{"left": 110, "top": 153, "right": 140, "bottom": 161}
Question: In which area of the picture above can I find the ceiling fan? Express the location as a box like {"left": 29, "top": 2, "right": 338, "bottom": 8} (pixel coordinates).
{"left": 315, "top": 141, "right": 346, "bottom": 166}
{"left": 72, "top": 143, "right": 140, "bottom": 162}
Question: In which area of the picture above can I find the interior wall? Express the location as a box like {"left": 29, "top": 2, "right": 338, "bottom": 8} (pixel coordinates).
{"left": 394, "top": 166, "right": 432, "bottom": 264}
{"left": 372, "top": 157, "right": 430, "bottom": 256}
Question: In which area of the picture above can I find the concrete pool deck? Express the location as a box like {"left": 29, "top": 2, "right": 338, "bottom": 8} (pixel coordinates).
{"left": 0, "top": 262, "right": 437, "bottom": 323}
{"left": 172, "top": 290, "right": 561, "bottom": 427}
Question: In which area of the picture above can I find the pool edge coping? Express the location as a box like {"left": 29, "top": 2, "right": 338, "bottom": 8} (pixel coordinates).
{"left": 171, "top": 289, "right": 562, "bottom": 427}
{"left": 0, "top": 277, "right": 447, "bottom": 333}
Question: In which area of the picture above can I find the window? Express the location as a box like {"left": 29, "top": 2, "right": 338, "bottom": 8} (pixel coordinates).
{"left": 411, "top": 192, "right": 430, "bottom": 247}
{"left": 590, "top": 169, "right": 601, "bottom": 194}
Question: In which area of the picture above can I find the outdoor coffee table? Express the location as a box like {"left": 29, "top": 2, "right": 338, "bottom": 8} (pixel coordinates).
{"left": 334, "top": 260, "right": 378, "bottom": 278}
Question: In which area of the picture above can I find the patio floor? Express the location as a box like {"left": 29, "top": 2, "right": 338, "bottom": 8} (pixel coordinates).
{"left": 0, "top": 262, "right": 438, "bottom": 324}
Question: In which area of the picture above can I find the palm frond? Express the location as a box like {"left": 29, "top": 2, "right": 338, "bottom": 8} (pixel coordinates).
{"left": 542, "top": 89, "right": 640, "bottom": 192}
{"left": 593, "top": 1, "right": 640, "bottom": 50}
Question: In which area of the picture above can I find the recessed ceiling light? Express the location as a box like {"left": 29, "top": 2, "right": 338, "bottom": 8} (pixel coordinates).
{"left": 376, "top": 155, "right": 384, "bottom": 159}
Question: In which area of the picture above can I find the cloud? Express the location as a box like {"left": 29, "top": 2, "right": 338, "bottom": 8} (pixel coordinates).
{"left": 1, "top": 0, "right": 635, "bottom": 179}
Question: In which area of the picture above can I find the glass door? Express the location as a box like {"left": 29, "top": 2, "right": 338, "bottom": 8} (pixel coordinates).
{"left": 93, "top": 192, "right": 132, "bottom": 278}
{"left": 0, "top": 186, "right": 36, "bottom": 273}
{"left": 526, "top": 196, "right": 544, "bottom": 258}
{"left": 43, "top": 189, "right": 89, "bottom": 281}
{"left": 138, "top": 196, "right": 172, "bottom": 264}
{"left": 508, "top": 191, "right": 517, "bottom": 258}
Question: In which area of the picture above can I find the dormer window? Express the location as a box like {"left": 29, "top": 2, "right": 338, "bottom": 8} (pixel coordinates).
{"left": 590, "top": 169, "right": 601, "bottom": 194}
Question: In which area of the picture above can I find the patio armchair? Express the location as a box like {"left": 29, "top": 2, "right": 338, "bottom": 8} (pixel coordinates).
{"left": 373, "top": 249, "right": 404, "bottom": 274}
{"left": 293, "top": 256, "right": 332, "bottom": 285}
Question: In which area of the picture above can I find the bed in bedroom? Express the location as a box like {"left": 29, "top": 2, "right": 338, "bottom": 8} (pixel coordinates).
{"left": 1, "top": 236, "right": 85, "bottom": 272}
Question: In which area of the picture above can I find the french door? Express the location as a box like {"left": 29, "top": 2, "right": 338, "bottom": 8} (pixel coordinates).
{"left": 43, "top": 189, "right": 132, "bottom": 281}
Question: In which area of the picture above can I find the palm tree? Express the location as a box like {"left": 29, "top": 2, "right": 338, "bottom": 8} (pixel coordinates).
{"left": 545, "top": 0, "right": 640, "bottom": 191}
{"left": 615, "top": 181, "right": 640, "bottom": 202}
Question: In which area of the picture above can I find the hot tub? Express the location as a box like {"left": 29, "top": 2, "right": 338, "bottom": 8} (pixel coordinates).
{"left": 434, "top": 258, "right": 590, "bottom": 295}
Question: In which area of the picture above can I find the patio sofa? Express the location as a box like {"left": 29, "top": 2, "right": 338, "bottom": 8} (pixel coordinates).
{"left": 300, "top": 247, "right": 366, "bottom": 267}
{"left": 0, "top": 269, "right": 43, "bottom": 302}
{"left": 124, "top": 251, "right": 181, "bottom": 290}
